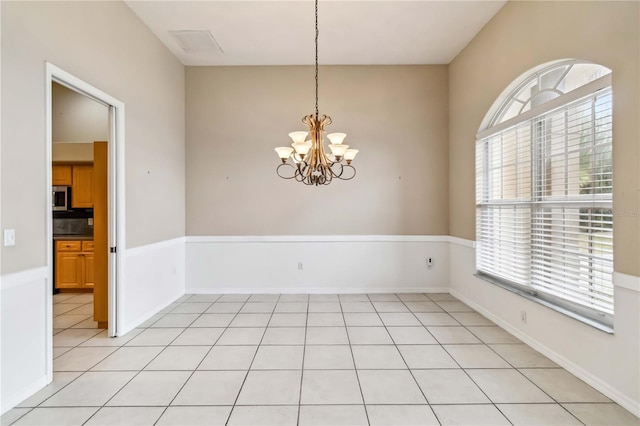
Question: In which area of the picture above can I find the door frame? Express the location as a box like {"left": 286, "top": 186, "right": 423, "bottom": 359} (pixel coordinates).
{"left": 45, "top": 63, "right": 125, "bottom": 379}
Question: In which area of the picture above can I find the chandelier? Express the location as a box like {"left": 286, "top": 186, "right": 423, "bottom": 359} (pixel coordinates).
{"left": 274, "top": 0, "right": 358, "bottom": 186}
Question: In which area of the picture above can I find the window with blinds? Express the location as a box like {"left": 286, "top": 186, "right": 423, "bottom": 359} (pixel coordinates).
{"left": 476, "top": 61, "right": 613, "bottom": 327}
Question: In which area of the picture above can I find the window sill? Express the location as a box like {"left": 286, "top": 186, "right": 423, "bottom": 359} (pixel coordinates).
{"left": 473, "top": 272, "right": 614, "bottom": 334}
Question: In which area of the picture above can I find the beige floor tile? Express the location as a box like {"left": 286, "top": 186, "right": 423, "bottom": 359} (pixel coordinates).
{"left": 172, "top": 371, "right": 246, "bottom": 405}
{"left": 443, "top": 344, "right": 511, "bottom": 368}
{"left": 366, "top": 404, "right": 439, "bottom": 426}
{"left": 351, "top": 345, "right": 406, "bottom": 369}
{"left": 16, "top": 372, "right": 82, "bottom": 408}
{"left": 240, "top": 302, "right": 277, "bottom": 313}
{"left": 13, "top": 407, "right": 97, "bottom": 425}
{"left": 412, "top": 369, "right": 489, "bottom": 404}
{"left": 268, "top": 313, "right": 307, "bottom": 327}
{"left": 53, "top": 303, "right": 84, "bottom": 316}
{"left": 149, "top": 313, "right": 199, "bottom": 328}
{"left": 64, "top": 294, "right": 93, "bottom": 304}
{"left": 53, "top": 314, "right": 92, "bottom": 329}
{"left": 278, "top": 294, "right": 309, "bottom": 302}
{"left": 248, "top": 294, "right": 280, "bottom": 302}
{"left": 427, "top": 293, "right": 458, "bottom": 302}
{"left": 171, "top": 302, "right": 212, "bottom": 314}
{"left": 340, "top": 302, "right": 375, "bottom": 312}
{"left": 228, "top": 406, "right": 298, "bottom": 426}
{"left": 435, "top": 301, "right": 474, "bottom": 312}
{"left": 69, "top": 318, "right": 100, "bottom": 329}
{"left": 80, "top": 329, "right": 143, "bottom": 347}
{"left": 190, "top": 313, "right": 234, "bottom": 328}
{"left": 53, "top": 293, "right": 80, "bottom": 303}
{"left": 236, "top": 370, "right": 302, "bottom": 405}
{"left": 307, "top": 313, "right": 345, "bottom": 326}
{"left": 386, "top": 326, "right": 438, "bottom": 344}
{"left": 145, "top": 346, "right": 210, "bottom": 370}
{"left": 372, "top": 302, "right": 409, "bottom": 312}
{"left": 138, "top": 314, "right": 164, "bottom": 328}
{"left": 339, "top": 294, "right": 370, "bottom": 302}
{"left": 368, "top": 294, "right": 400, "bottom": 302}
{"left": 65, "top": 304, "right": 94, "bottom": 315}
{"left": 398, "top": 345, "right": 458, "bottom": 369}
{"left": 379, "top": 312, "right": 421, "bottom": 326}
{"left": 186, "top": 294, "right": 222, "bottom": 303}
{"left": 251, "top": 345, "right": 304, "bottom": 370}
{"left": 432, "top": 404, "right": 511, "bottom": 425}
{"left": 489, "top": 344, "right": 558, "bottom": 368}
{"left": 309, "top": 294, "right": 339, "bottom": 302}
{"left": 343, "top": 313, "right": 383, "bottom": 327}
{"left": 497, "top": 403, "right": 582, "bottom": 425}
{"left": 156, "top": 406, "right": 231, "bottom": 425}
{"left": 562, "top": 403, "right": 640, "bottom": 426}
{"left": 450, "top": 312, "right": 494, "bottom": 326}
{"left": 347, "top": 327, "right": 393, "bottom": 345}
{"left": 357, "top": 370, "right": 426, "bottom": 404}
{"left": 299, "top": 405, "right": 368, "bottom": 426}
{"left": 521, "top": 368, "right": 611, "bottom": 402}
{"left": 206, "top": 302, "right": 244, "bottom": 314}
{"left": 229, "top": 313, "right": 271, "bottom": 327}
{"left": 170, "top": 327, "right": 224, "bottom": 345}
{"left": 198, "top": 345, "right": 257, "bottom": 370}
{"left": 53, "top": 347, "right": 117, "bottom": 371}
{"left": 107, "top": 371, "right": 191, "bottom": 406}
{"left": 42, "top": 371, "right": 136, "bottom": 406}
{"left": 427, "top": 326, "right": 481, "bottom": 344}
{"left": 218, "top": 294, "right": 251, "bottom": 302}
{"left": 466, "top": 369, "right": 553, "bottom": 403}
{"left": 125, "top": 328, "right": 184, "bottom": 346}
{"left": 308, "top": 302, "right": 341, "bottom": 313}
{"left": 404, "top": 302, "right": 444, "bottom": 312}
{"left": 261, "top": 327, "right": 306, "bottom": 345}
{"left": 397, "top": 293, "right": 431, "bottom": 302}
{"left": 303, "top": 345, "right": 355, "bottom": 369}
{"left": 301, "top": 370, "right": 363, "bottom": 404}
{"left": 415, "top": 312, "right": 460, "bottom": 326}
{"left": 84, "top": 407, "right": 164, "bottom": 425}
{"left": 53, "top": 347, "right": 72, "bottom": 359}
{"left": 1, "top": 408, "right": 30, "bottom": 426}
{"left": 92, "top": 346, "right": 164, "bottom": 371}
{"left": 305, "top": 327, "right": 349, "bottom": 345}
{"left": 217, "top": 327, "right": 265, "bottom": 345}
{"left": 468, "top": 326, "right": 521, "bottom": 343}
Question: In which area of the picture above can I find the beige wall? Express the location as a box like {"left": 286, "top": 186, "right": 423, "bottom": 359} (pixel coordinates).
{"left": 1, "top": 1, "right": 186, "bottom": 274}
{"left": 52, "top": 143, "right": 93, "bottom": 162}
{"left": 52, "top": 82, "right": 109, "bottom": 143}
{"left": 449, "top": 1, "right": 640, "bottom": 276}
{"left": 186, "top": 65, "right": 449, "bottom": 236}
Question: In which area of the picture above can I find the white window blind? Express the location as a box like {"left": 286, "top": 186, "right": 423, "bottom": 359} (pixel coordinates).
{"left": 476, "top": 86, "right": 613, "bottom": 325}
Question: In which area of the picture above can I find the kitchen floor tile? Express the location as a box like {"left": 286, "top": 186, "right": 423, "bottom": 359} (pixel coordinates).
{"left": 156, "top": 406, "right": 231, "bottom": 426}
{"left": 53, "top": 329, "right": 103, "bottom": 347}
{"left": 41, "top": 371, "right": 136, "bottom": 406}
{"left": 343, "top": 313, "right": 383, "bottom": 327}
{"left": 357, "top": 370, "right": 426, "bottom": 404}
{"left": 229, "top": 313, "right": 271, "bottom": 327}
{"left": 217, "top": 327, "right": 265, "bottom": 345}
{"left": 347, "top": 327, "right": 393, "bottom": 345}
{"left": 467, "top": 326, "right": 521, "bottom": 343}
{"left": 145, "top": 346, "right": 210, "bottom": 370}
{"left": 368, "top": 294, "right": 400, "bottom": 302}
{"left": 171, "top": 302, "right": 212, "bottom": 314}
{"left": 426, "top": 293, "right": 458, "bottom": 302}
{"left": 372, "top": 302, "right": 409, "bottom": 312}
{"left": 427, "top": 326, "right": 481, "bottom": 344}
{"left": 443, "top": 344, "right": 511, "bottom": 368}
{"left": 206, "top": 302, "right": 244, "bottom": 314}
{"left": 107, "top": 371, "right": 191, "bottom": 406}
{"left": 412, "top": 369, "right": 489, "bottom": 404}
{"left": 278, "top": 294, "right": 309, "bottom": 302}
{"left": 248, "top": 294, "right": 280, "bottom": 302}
{"left": 84, "top": 329, "right": 141, "bottom": 347}
{"left": 53, "top": 303, "right": 84, "bottom": 316}
{"left": 227, "top": 406, "right": 298, "bottom": 426}
{"left": 16, "top": 372, "right": 83, "bottom": 408}
{"left": 240, "top": 302, "right": 277, "bottom": 313}
{"left": 340, "top": 302, "right": 375, "bottom": 312}
{"left": 186, "top": 294, "right": 222, "bottom": 303}
{"left": 562, "top": 403, "right": 639, "bottom": 425}
{"left": 53, "top": 347, "right": 72, "bottom": 359}
{"left": 466, "top": 369, "right": 553, "bottom": 403}
{"left": 449, "top": 312, "right": 494, "bottom": 326}
{"left": 307, "top": 313, "right": 345, "bottom": 326}
{"left": 92, "top": 346, "right": 164, "bottom": 371}
{"left": 125, "top": 328, "right": 184, "bottom": 346}
{"left": 497, "top": 403, "right": 582, "bottom": 425}
{"left": 366, "top": 404, "right": 439, "bottom": 426}
{"left": 304, "top": 345, "right": 355, "bottom": 369}
{"left": 435, "top": 301, "right": 474, "bottom": 312}
{"left": 172, "top": 371, "right": 246, "bottom": 405}
{"left": 0, "top": 408, "right": 30, "bottom": 426}
{"left": 170, "top": 327, "right": 224, "bottom": 345}
{"left": 432, "top": 404, "right": 511, "bottom": 425}
{"left": 398, "top": 345, "right": 458, "bottom": 369}
{"left": 262, "top": 327, "right": 306, "bottom": 345}
{"left": 305, "top": 327, "right": 349, "bottom": 345}
{"left": 274, "top": 302, "right": 308, "bottom": 313}
{"left": 397, "top": 293, "right": 431, "bottom": 302}
{"left": 149, "top": 314, "right": 199, "bottom": 328}
{"left": 379, "top": 312, "right": 421, "bottom": 326}
{"left": 404, "top": 302, "right": 444, "bottom": 312}
{"left": 53, "top": 346, "right": 117, "bottom": 372}
{"left": 351, "top": 345, "right": 406, "bottom": 369}
{"left": 236, "top": 370, "right": 302, "bottom": 405}
{"left": 308, "top": 302, "right": 341, "bottom": 312}
{"left": 84, "top": 407, "right": 164, "bottom": 425}
{"left": 12, "top": 407, "right": 98, "bottom": 425}
{"left": 69, "top": 318, "right": 100, "bottom": 329}
{"left": 521, "top": 368, "right": 610, "bottom": 402}
{"left": 268, "top": 313, "right": 307, "bottom": 327}
{"left": 414, "top": 312, "right": 460, "bottom": 326}
{"left": 217, "top": 294, "right": 250, "bottom": 302}
{"left": 198, "top": 345, "right": 258, "bottom": 370}
{"left": 489, "top": 344, "right": 559, "bottom": 368}
{"left": 339, "top": 294, "right": 370, "bottom": 302}
{"left": 386, "top": 326, "right": 437, "bottom": 344}
{"left": 298, "top": 405, "right": 368, "bottom": 426}
{"left": 251, "top": 345, "right": 304, "bottom": 370}
{"left": 191, "top": 314, "right": 234, "bottom": 328}
{"left": 301, "top": 370, "right": 363, "bottom": 404}
{"left": 309, "top": 294, "right": 339, "bottom": 302}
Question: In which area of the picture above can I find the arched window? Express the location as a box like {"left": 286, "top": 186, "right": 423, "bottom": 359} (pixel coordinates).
{"left": 476, "top": 60, "right": 614, "bottom": 329}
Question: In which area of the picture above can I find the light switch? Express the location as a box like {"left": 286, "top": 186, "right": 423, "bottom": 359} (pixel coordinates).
{"left": 4, "top": 229, "right": 16, "bottom": 246}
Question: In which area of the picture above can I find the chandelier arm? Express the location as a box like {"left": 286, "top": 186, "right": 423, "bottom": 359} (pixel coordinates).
{"left": 276, "top": 163, "right": 297, "bottom": 179}
{"left": 337, "top": 164, "right": 357, "bottom": 180}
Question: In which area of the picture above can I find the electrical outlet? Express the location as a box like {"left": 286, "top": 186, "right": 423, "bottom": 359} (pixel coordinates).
{"left": 298, "top": 262, "right": 303, "bottom": 271}
{"left": 426, "top": 257, "right": 433, "bottom": 267}
{"left": 521, "top": 310, "right": 527, "bottom": 324}
{"left": 3, "top": 229, "right": 16, "bottom": 247}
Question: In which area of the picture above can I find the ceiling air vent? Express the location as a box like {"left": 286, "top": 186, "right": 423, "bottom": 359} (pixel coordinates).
{"left": 169, "top": 30, "right": 223, "bottom": 54}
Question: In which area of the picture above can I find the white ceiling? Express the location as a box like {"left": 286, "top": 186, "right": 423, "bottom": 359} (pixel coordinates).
{"left": 124, "top": 1, "right": 506, "bottom": 66}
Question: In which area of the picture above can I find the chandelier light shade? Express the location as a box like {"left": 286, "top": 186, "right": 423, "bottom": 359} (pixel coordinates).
{"left": 274, "top": 0, "right": 358, "bottom": 186}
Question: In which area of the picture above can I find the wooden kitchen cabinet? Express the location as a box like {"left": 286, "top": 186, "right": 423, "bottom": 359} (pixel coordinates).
{"left": 55, "top": 240, "right": 95, "bottom": 289}
{"left": 52, "top": 165, "right": 72, "bottom": 186}
{"left": 72, "top": 165, "right": 94, "bottom": 208}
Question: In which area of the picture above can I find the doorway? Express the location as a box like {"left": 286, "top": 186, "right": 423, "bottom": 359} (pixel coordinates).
{"left": 45, "top": 63, "right": 125, "bottom": 382}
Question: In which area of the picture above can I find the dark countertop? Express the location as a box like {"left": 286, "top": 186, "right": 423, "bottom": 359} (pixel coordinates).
{"left": 53, "top": 235, "right": 93, "bottom": 241}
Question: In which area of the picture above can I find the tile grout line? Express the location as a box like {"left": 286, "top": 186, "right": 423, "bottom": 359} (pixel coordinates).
{"left": 296, "top": 294, "right": 310, "bottom": 426}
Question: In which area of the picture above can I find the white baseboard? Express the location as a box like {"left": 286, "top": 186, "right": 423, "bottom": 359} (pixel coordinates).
{"left": 614, "top": 271, "right": 640, "bottom": 293}
{"left": 187, "top": 286, "right": 451, "bottom": 295}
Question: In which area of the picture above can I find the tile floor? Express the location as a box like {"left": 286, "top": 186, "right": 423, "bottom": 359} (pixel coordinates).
{"left": 2, "top": 292, "right": 638, "bottom": 425}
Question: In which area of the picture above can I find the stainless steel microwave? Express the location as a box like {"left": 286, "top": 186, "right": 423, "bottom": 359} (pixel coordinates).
{"left": 52, "top": 186, "right": 70, "bottom": 211}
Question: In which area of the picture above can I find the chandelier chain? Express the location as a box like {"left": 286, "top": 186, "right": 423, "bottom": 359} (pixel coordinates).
{"left": 315, "top": 0, "right": 319, "bottom": 120}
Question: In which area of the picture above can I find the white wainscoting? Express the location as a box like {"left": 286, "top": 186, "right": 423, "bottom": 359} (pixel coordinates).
{"left": 186, "top": 236, "right": 450, "bottom": 294}
{"left": 448, "top": 238, "right": 640, "bottom": 418}
{"left": 120, "top": 237, "right": 186, "bottom": 335}
{"left": 0, "top": 267, "right": 49, "bottom": 414}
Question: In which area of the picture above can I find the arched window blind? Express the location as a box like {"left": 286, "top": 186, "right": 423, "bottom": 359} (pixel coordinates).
{"left": 476, "top": 60, "right": 614, "bottom": 328}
